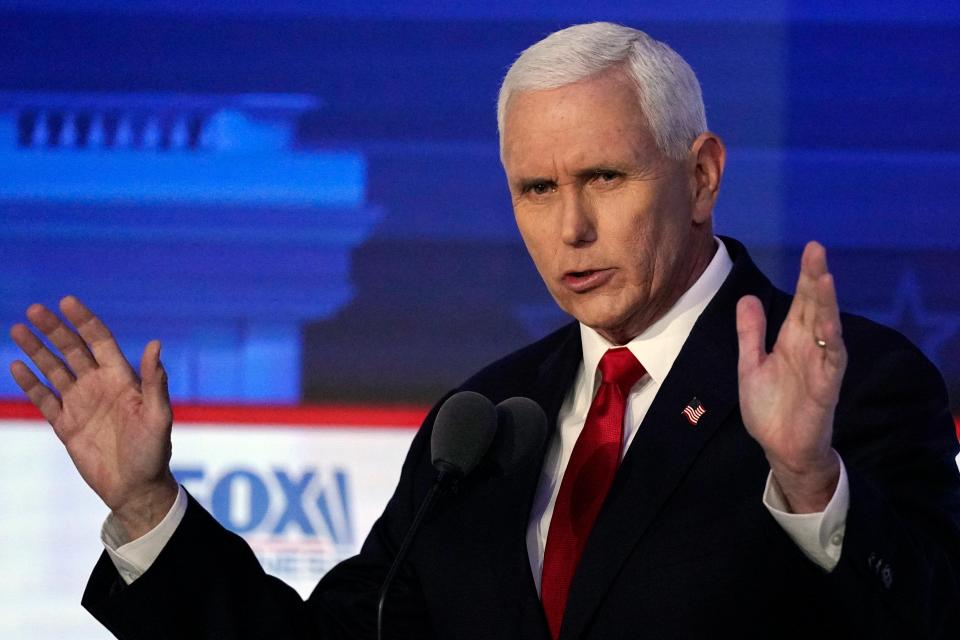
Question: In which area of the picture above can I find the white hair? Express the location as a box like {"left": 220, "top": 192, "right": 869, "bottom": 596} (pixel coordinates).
{"left": 497, "top": 22, "right": 707, "bottom": 161}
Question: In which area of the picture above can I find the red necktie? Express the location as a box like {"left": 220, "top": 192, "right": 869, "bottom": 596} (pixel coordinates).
{"left": 540, "top": 347, "right": 646, "bottom": 640}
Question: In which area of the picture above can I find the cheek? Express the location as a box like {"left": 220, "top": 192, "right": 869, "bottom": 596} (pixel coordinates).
{"left": 516, "top": 214, "right": 555, "bottom": 263}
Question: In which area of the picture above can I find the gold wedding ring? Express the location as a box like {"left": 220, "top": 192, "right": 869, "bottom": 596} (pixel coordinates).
{"left": 815, "top": 337, "right": 828, "bottom": 349}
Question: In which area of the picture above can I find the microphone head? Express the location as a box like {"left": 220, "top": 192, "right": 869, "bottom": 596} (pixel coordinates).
{"left": 491, "top": 397, "right": 548, "bottom": 475}
{"left": 431, "top": 391, "right": 498, "bottom": 479}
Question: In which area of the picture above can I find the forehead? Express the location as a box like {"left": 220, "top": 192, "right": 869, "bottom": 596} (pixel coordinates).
{"left": 501, "top": 71, "right": 656, "bottom": 174}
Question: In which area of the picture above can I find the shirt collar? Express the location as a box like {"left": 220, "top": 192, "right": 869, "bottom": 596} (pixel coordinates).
{"left": 579, "top": 238, "right": 733, "bottom": 386}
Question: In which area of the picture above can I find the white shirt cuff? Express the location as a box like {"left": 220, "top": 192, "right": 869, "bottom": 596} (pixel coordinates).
{"left": 100, "top": 484, "right": 188, "bottom": 585}
{"left": 763, "top": 457, "right": 849, "bottom": 572}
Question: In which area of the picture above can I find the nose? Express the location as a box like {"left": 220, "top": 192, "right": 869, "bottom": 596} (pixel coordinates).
{"left": 560, "top": 190, "right": 597, "bottom": 246}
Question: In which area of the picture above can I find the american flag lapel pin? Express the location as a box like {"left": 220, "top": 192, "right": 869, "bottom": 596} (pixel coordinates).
{"left": 682, "top": 397, "right": 706, "bottom": 426}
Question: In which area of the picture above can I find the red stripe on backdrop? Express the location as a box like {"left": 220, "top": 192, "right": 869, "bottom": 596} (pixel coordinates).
{"left": 1, "top": 400, "right": 958, "bottom": 439}
{"left": 0, "top": 400, "right": 427, "bottom": 428}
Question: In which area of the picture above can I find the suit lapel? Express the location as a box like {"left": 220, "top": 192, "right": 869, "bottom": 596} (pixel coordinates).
{"left": 489, "top": 323, "right": 583, "bottom": 635}
{"left": 531, "top": 324, "right": 584, "bottom": 436}
{"left": 559, "top": 239, "right": 776, "bottom": 639}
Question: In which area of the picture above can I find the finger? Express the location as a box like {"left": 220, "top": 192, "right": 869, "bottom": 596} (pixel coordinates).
{"left": 815, "top": 273, "right": 846, "bottom": 371}
{"left": 9, "top": 360, "right": 62, "bottom": 426}
{"left": 786, "top": 241, "right": 828, "bottom": 327}
{"left": 59, "top": 295, "right": 131, "bottom": 371}
{"left": 24, "top": 301, "right": 98, "bottom": 376}
{"left": 736, "top": 295, "right": 767, "bottom": 378}
{"left": 10, "top": 322, "right": 76, "bottom": 394}
{"left": 801, "top": 240, "right": 828, "bottom": 276}
{"left": 140, "top": 340, "right": 172, "bottom": 421}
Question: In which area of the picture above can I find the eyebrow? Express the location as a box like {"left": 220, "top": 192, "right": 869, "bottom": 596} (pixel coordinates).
{"left": 512, "top": 164, "right": 631, "bottom": 192}
{"left": 572, "top": 165, "right": 627, "bottom": 180}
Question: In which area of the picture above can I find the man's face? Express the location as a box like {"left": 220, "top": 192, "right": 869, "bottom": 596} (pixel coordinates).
{"left": 501, "top": 69, "right": 711, "bottom": 344}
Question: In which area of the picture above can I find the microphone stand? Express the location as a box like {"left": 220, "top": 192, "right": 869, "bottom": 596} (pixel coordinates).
{"left": 376, "top": 469, "right": 455, "bottom": 640}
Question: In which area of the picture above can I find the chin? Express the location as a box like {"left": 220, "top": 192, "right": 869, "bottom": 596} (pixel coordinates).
{"left": 566, "top": 306, "right": 624, "bottom": 336}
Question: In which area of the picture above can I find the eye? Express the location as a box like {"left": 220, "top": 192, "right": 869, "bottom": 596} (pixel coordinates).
{"left": 592, "top": 169, "right": 622, "bottom": 183}
{"left": 523, "top": 181, "right": 556, "bottom": 196}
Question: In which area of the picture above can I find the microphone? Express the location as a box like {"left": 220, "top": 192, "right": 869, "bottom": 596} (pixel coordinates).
{"left": 377, "top": 391, "right": 498, "bottom": 640}
{"left": 431, "top": 390, "right": 499, "bottom": 481}
{"left": 489, "top": 397, "right": 548, "bottom": 476}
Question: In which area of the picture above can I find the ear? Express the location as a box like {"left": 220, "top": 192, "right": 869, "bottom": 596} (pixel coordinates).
{"left": 688, "top": 132, "right": 726, "bottom": 225}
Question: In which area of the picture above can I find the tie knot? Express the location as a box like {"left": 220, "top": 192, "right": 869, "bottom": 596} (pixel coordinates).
{"left": 598, "top": 348, "right": 646, "bottom": 391}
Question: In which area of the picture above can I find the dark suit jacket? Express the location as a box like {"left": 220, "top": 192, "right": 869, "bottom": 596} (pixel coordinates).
{"left": 83, "top": 238, "right": 960, "bottom": 639}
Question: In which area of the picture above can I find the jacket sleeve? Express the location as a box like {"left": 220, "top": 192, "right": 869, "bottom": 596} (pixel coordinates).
{"left": 815, "top": 320, "right": 960, "bottom": 637}
{"left": 81, "top": 396, "right": 449, "bottom": 640}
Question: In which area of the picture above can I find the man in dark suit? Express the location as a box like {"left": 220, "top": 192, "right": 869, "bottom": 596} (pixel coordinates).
{"left": 10, "top": 22, "right": 960, "bottom": 639}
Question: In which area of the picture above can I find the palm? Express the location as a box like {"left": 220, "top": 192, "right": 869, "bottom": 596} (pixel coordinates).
{"left": 739, "top": 318, "right": 842, "bottom": 466}
{"left": 736, "top": 242, "right": 847, "bottom": 476}
{"left": 9, "top": 296, "right": 173, "bottom": 513}
{"left": 60, "top": 371, "right": 170, "bottom": 509}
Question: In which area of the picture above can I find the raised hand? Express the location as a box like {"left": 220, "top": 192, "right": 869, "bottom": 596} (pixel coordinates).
{"left": 736, "top": 241, "right": 847, "bottom": 513}
{"left": 9, "top": 296, "right": 177, "bottom": 539}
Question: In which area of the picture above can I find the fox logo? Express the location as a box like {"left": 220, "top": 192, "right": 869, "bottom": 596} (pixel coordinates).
{"left": 173, "top": 466, "right": 354, "bottom": 545}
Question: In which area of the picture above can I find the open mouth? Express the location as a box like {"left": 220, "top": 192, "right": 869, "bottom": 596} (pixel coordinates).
{"left": 562, "top": 268, "right": 613, "bottom": 292}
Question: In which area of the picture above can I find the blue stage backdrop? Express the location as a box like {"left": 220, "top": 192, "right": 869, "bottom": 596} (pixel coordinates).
{"left": 1, "top": 3, "right": 959, "bottom": 639}
{"left": 0, "top": 1, "right": 957, "bottom": 409}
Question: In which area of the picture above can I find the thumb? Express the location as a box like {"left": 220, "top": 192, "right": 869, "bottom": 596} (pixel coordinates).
{"left": 140, "top": 340, "right": 171, "bottom": 418}
{"left": 736, "top": 295, "right": 767, "bottom": 379}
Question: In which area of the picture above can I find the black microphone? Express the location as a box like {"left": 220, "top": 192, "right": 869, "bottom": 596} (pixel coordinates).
{"left": 377, "top": 391, "right": 498, "bottom": 640}
{"left": 431, "top": 391, "right": 499, "bottom": 481}
{"left": 489, "top": 397, "right": 548, "bottom": 476}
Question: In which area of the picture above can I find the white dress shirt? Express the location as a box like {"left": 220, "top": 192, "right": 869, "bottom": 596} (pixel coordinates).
{"left": 103, "top": 240, "right": 848, "bottom": 586}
